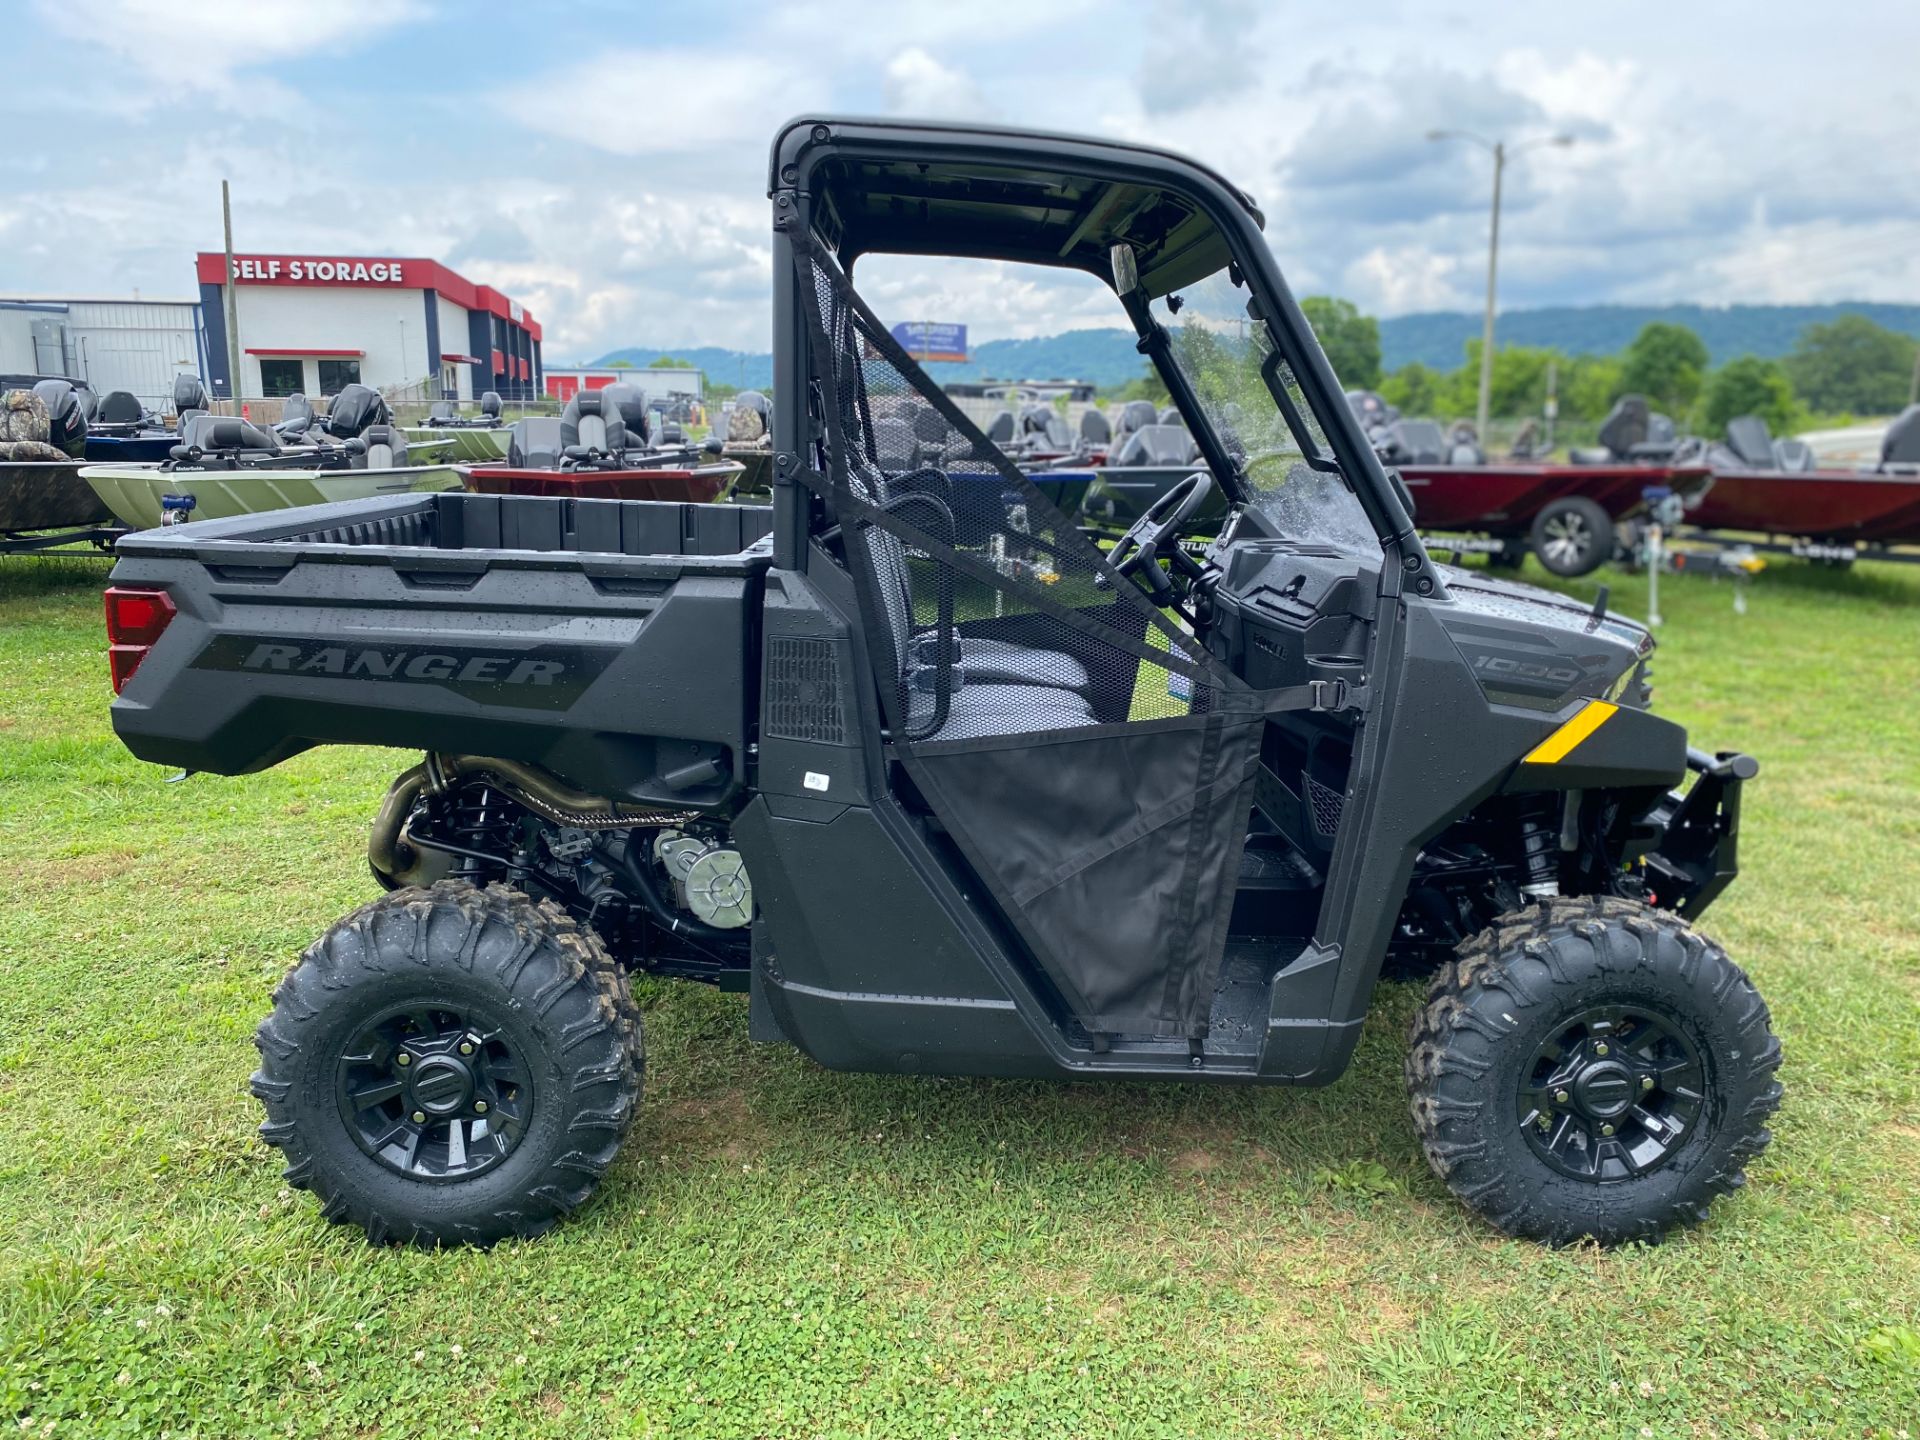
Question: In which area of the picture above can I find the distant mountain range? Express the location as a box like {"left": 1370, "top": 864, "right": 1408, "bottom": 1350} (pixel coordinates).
{"left": 590, "top": 301, "right": 1920, "bottom": 388}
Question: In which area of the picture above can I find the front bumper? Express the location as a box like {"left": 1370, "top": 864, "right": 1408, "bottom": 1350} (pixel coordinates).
{"left": 1641, "top": 747, "right": 1758, "bottom": 918}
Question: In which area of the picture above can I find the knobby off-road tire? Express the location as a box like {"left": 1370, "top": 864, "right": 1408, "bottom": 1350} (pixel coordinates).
{"left": 251, "top": 880, "right": 643, "bottom": 1248}
{"left": 1406, "top": 896, "right": 1781, "bottom": 1246}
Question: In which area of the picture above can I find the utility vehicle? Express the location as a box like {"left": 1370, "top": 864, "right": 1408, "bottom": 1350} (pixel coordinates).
{"left": 105, "top": 118, "right": 1780, "bottom": 1249}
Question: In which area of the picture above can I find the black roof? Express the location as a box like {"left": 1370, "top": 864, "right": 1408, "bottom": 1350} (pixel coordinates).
{"left": 770, "top": 116, "right": 1263, "bottom": 296}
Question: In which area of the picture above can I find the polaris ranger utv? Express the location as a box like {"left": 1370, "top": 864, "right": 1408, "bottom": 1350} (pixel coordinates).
{"left": 104, "top": 117, "right": 1779, "bottom": 1249}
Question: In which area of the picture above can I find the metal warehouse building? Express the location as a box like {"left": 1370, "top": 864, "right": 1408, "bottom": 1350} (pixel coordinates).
{"left": 0, "top": 296, "right": 209, "bottom": 407}
{"left": 195, "top": 253, "right": 542, "bottom": 403}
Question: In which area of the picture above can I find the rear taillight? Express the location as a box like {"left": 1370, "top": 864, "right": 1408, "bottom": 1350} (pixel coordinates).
{"left": 104, "top": 586, "right": 177, "bottom": 694}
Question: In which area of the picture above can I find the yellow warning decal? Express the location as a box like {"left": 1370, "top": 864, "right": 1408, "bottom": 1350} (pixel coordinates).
{"left": 1523, "top": 700, "right": 1618, "bottom": 765}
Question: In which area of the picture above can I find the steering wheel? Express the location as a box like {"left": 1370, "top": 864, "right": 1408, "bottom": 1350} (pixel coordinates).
{"left": 1103, "top": 471, "right": 1216, "bottom": 605}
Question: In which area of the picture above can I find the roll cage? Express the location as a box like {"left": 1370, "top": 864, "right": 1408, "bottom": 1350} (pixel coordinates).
{"left": 765, "top": 115, "right": 1443, "bottom": 601}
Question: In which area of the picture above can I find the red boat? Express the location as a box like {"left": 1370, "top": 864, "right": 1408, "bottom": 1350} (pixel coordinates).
{"left": 1398, "top": 461, "right": 1712, "bottom": 577}
{"left": 1674, "top": 412, "right": 1920, "bottom": 560}
{"left": 462, "top": 460, "right": 744, "bottom": 504}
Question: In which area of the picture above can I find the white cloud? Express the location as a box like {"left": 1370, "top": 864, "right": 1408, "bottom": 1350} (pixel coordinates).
{"left": 883, "top": 49, "right": 992, "bottom": 121}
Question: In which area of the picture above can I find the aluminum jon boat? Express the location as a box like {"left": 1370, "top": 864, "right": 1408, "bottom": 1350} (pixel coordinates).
{"left": 84, "top": 461, "right": 463, "bottom": 531}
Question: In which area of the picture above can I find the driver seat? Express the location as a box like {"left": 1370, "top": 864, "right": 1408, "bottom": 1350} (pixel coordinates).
{"left": 848, "top": 463, "right": 1095, "bottom": 732}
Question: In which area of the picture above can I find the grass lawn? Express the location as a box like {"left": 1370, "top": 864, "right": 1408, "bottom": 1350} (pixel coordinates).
{"left": 2, "top": 549, "right": 1917, "bottom": 1438}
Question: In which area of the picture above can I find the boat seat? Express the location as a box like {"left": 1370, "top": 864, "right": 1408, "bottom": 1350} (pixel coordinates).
{"left": 276, "top": 393, "right": 315, "bottom": 438}
{"left": 984, "top": 410, "right": 1016, "bottom": 445}
{"left": 1111, "top": 424, "right": 1198, "bottom": 467}
{"left": 174, "top": 407, "right": 207, "bottom": 436}
{"left": 357, "top": 424, "right": 409, "bottom": 469}
{"left": 872, "top": 417, "right": 919, "bottom": 469}
{"left": 1723, "top": 415, "right": 1777, "bottom": 469}
{"left": 1881, "top": 405, "right": 1920, "bottom": 467}
{"left": 179, "top": 416, "right": 278, "bottom": 454}
{"left": 97, "top": 390, "right": 145, "bottom": 425}
{"left": 508, "top": 417, "right": 564, "bottom": 468}
{"left": 1566, "top": 447, "right": 1613, "bottom": 466}
{"left": 479, "top": 390, "right": 503, "bottom": 421}
{"left": 560, "top": 391, "right": 628, "bottom": 456}
{"left": 1773, "top": 439, "right": 1815, "bottom": 472}
{"left": 428, "top": 399, "right": 456, "bottom": 422}
{"left": 1079, "top": 408, "right": 1111, "bottom": 446}
{"left": 1596, "top": 395, "right": 1651, "bottom": 460}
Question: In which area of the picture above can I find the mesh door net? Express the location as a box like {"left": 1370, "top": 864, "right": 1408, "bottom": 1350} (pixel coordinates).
{"left": 794, "top": 233, "right": 1275, "bottom": 1041}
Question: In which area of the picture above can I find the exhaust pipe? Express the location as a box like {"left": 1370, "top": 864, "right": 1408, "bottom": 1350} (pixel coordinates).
{"left": 369, "top": 754, "right": 699, "bottom": 888}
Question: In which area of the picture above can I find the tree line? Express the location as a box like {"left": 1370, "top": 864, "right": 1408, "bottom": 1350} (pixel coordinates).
{"left": 1298, "top": 298, "right": 1919, "bottom": 437}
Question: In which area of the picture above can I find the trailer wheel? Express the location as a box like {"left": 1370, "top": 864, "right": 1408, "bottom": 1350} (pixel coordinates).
{"left": 1406, "top": 896, "right": 1781, "bottom": 1246}
{"left": 1486, "top": 538, "right": 1528, "bottom": 571}
{"left": 251, "top": 880, "right": 643, "bottom": 1248}
{"left": 1529, "top": 496, "right": 1613, "bottom": 577}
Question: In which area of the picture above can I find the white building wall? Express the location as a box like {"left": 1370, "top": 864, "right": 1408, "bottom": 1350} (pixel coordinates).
{"left": 436, "top": 294, "right": 471, "bottom": 398}
{"left": 231, "top": 285, "right": 432, "bottom": 396}
{"left": 66, "top": 301, "right": 202, "bottom": 405}
{"left": 0, "top": 311, "right": 37, "bottom": 373}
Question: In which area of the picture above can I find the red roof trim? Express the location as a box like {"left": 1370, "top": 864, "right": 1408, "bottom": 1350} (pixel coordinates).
{"left": 439, "top": 352, "right": 482, "bottom": 365}
{"left": 197, "top": 252, "right": 536, "bottom": 333}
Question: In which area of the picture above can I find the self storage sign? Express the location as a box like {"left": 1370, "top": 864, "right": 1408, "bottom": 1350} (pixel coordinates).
{"left": 226, "top": 256, "right": 410, "bottom": 285}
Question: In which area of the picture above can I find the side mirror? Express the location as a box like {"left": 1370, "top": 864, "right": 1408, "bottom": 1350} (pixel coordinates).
{"left": 1109, "top": 243, "right": 1140, "bottom": 297}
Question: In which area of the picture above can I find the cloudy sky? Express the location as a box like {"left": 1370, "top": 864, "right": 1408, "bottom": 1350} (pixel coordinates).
{"left": 2, "top": 0, "right": 1915, "bottom": 361}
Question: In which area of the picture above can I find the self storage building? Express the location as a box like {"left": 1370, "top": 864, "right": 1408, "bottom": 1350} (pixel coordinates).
{"left": 194, "top": 253, "right": 542, "bottom": 403}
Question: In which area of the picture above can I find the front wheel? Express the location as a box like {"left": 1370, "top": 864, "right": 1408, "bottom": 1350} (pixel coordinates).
{"left": 1529, "top": 496, "right": 1614, "bottom": 577}
{"left": 251, "top": 881, "right": 643, "bottom": 1247}
{"left": 1406, "top": 897, "right": 1781, "bottom": 1246}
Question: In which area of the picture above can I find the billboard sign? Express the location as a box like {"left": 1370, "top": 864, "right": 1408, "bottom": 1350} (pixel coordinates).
{"left": 889, "top": 321, "right": 968, "bottom": 363}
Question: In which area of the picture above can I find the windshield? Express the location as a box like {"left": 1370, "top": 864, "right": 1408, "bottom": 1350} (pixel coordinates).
{"left": 1154, "top": 267, "right": 1381, "bottom": 557}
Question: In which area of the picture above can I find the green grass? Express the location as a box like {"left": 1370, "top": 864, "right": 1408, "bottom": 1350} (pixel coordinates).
{"left": 2, "top": 550, "right": 1918, "bottom": 1438}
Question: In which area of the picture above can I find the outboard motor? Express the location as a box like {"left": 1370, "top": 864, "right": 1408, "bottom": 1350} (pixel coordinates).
{"left": 1878, "top": 404, "right": 1920, "bottom": 469}
{"left": 171, "top": 373, "right": 208, "bottom": 417}
{"left": 1345, "top": 389, "right": 1398, "bottom": 436}
{"left": 29, "top": 379, "right": 88, "bottom": 457}
{"left": 72, "top": 384, "right": 99, "bottom": 423}
{"left": 322, "top": 384, "right": 391, "bottom": 441}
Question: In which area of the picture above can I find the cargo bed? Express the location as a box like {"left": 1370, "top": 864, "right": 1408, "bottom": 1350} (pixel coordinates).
{"left": 107, "top": 492, "right": 776, "bottom": 807}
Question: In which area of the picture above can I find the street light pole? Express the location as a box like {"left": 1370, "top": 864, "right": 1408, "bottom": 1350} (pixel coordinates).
{"left": 1476, "top": 141, "right": 1504, "bottom": 440}
{"left": 1427, "top": 130, "right": 1573, "bottom": 442}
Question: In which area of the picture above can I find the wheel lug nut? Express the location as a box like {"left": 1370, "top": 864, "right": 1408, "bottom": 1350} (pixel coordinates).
{"left": 458, "top": 1042, "right": 474, "bottom": 1056}
{"left": 1600, "top": 1123, "right": 1615, "bottom": 1137}
{"left": 1594, "top": 1043, "right": 1609, "bottom": 1057}
{"left": 473, "top": 1100, "right": 489, "bottom": 1115}
{"left": 412, "top": 1110, "right": 426, "bottom": 1124}
{"left": 1554, "top": 1089, "right": 1570, "bottom": 1104}
{"left": 1641, "top": 1075, "right": 1655, "bottom": 1091}
{"left": 396, "top": 1053, "right": 411, "bottom": 1067}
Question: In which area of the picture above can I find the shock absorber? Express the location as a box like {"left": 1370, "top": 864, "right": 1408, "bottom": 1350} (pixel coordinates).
{"left": 1519, "top": 802, "right": 1561, "bottom": 899}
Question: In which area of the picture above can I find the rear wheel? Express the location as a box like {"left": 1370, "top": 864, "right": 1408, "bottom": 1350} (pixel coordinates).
{"left": 1529, "top": 496, "right": 1614, "bottom": 577}
{"left": 251, "top": 881, "right": 642, "bottom": 1247}
{"left": 1406, "top": 897, "right": 1781, "bottom": 1245}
